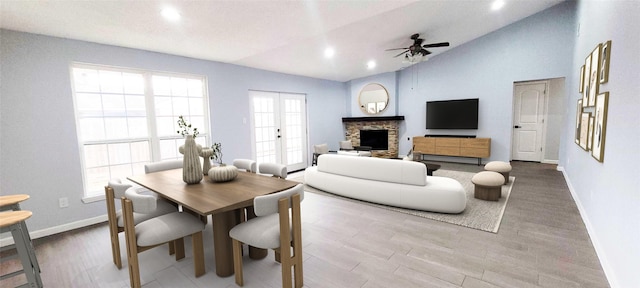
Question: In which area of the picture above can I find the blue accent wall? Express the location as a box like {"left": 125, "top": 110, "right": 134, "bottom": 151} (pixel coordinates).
{"left": 0, "top": 29, "right": 347, "bottom": 231}
{"left": 2, "top": 1, "right": 639, "bottom": 285}
{"left": 561, "top": 2, "right": 640, "bottom": 287}
{"left": 396, "top": 1, "right": 576, "bottom": 162}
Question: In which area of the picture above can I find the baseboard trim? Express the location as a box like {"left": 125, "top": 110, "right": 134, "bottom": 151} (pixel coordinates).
{"left": 0, "top": 215, "right": 107, "bottom": 247}
{"left": 542, "top": 159, "right": 559, "bottom": 164}
{"left": 558, "top": 166, "right": 617, "bottom": 288}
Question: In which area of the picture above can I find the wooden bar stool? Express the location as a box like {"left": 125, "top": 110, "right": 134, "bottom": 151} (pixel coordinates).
{"left": 0, "top": 194, "right": 31, "bottom": 212}
{"left": 0, "top": 210, "right": 43, "bottom": 288}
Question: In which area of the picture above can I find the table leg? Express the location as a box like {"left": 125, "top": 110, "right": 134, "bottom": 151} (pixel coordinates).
{"left": 246, "top": 206, "right": 269, "bottom": 260}
{"left": 212, "top": 209, "right": 240, "bottom": 277}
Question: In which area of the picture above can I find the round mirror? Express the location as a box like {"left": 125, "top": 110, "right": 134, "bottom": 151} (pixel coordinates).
{"left": 358, "top": 83, "right": 389, "bottom": 115}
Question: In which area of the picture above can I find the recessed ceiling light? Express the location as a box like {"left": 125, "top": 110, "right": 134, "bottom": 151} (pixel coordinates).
{"left": 491, "top": 0, "right": 505, "bottom": 11}
{"left": 324, "top": 47, "right": 335, "bottom": 59}
{"left": 161, "top": 7, "right": 181, "bottom": 22}
{"left": 367, "top": 60, "right": 376, "bottom": 70}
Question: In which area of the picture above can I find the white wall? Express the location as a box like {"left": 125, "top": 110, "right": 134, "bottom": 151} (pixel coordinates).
{"left": 560, "top": 1, "right": 640, "bottom": 287}
{"left": 0, "top": 30, "right": 347, "bottom": 235}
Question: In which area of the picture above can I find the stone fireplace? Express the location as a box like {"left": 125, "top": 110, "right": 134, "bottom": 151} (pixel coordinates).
{"left": 342, "top": 116, "right": 404, "bottom": 158}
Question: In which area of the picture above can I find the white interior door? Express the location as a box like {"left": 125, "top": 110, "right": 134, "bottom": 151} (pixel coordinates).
{"left": 512, "top": 82, "right": 546, "bottom": 161}
{"left": 250, "top": 90, "right": 308, "bottom": 172}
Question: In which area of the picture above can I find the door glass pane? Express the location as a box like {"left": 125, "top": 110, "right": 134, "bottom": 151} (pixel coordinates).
{"left": 253, "top": 96, "right": 277, "bottom": 164}
{"left": 284, "top": 99, "right": 304, "bottom": 165}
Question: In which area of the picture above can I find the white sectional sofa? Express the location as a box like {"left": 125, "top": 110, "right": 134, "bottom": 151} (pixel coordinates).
{"left": 304, "top": 154, "right": 467, "bottom": 213}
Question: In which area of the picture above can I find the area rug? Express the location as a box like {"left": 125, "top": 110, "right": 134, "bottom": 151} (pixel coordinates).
{"left": 291, "top": 170, "right": 514, "bottom": 233}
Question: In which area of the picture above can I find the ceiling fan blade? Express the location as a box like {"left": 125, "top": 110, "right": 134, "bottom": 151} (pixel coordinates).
{"left": 422, "top": 42, "right": 450, "bottom": 48}
{"left": 385, "top": 47, "right": 410, "bottom": 51}
{"left": 394, "top": 50, "right": 409, "bottom": 57}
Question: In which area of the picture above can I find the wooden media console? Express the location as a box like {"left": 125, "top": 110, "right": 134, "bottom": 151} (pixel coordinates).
{"left": 413, "top": 136, "right": 491, "bottom": 165}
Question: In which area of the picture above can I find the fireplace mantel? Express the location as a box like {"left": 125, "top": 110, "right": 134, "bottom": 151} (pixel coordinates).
{"left": 342, "top": 116, "right": 405, "bottom": 122}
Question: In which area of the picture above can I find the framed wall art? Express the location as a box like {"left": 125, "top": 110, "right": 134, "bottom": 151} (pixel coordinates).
{"left": 575, "top": 99, "right": 583, "bottom": 145}
{"left": 587, "top": 44, "right": 601, "bottom": 107}
{"left": 579, "top": 65, "right": 585, "bottom": 93}
{"left": 600, "top": 40, "right": 611, "bottom": 84}
{"left": 582, "top": 54, "right": 591, "bottom": 107}
{"left": 587, "top": 116, "right": 594, "bottom": 151}
{"left": 591, "top": 92, "right": 609, "bottom": 162}
{"left": 579, "top": 112, "right": 590, "bottom": 150}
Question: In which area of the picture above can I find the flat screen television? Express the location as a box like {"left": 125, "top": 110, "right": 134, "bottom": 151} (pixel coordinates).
{"left": 426, "top": 98, "right": 479, "bottom": 129}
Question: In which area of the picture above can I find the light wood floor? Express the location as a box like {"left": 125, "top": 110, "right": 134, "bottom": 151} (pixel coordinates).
{"left": 1, "top": 161, "right": 610, "bottom": 288}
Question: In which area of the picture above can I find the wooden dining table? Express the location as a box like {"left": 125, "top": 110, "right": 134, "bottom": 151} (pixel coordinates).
{"left": 128, "top": 168, "right": 299, "bottom": 277}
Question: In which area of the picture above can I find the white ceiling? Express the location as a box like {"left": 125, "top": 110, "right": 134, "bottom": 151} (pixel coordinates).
{"left": 0, "top": 0, "right": 564, "bottom": 82}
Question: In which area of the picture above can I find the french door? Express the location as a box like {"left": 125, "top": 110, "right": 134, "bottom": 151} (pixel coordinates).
{"left": 249, "top": 90, "right": 308, "bottom": 172}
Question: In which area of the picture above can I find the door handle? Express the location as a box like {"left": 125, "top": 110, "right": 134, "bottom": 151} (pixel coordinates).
{"left": 514, "top": 125, "right": 521, "bottom": 128}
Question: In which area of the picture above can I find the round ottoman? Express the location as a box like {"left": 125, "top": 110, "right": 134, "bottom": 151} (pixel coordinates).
{"left": 471, "top": 171, "right": 504, "bottom": 201}
{"left": 484, "top": 161, "right": 512, "bottom": 184}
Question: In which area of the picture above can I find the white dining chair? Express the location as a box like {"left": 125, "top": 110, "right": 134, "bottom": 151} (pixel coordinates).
{"left": 259, "top": 162, "right": 287, "bottom": 179}
{"left": 144, "top": 159, "right": 183, "bottom": 173}
{"left": 233, "top": 159, "right": 257, "bottom": 173}
{"left": 105, "top": 160, "right": 183, "bottom": 269}
{"left": 122, "top": 188, "right": 206, "bottom": 288}
{"left": 229, "top": 184, "right": 304, "bottom": 287}
{"left": 105, "top": 179, "right": 177, "bottom": 269}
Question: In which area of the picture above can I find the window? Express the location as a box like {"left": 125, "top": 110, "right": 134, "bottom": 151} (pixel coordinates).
{"left": 71, "top": 64, "right": 208, "bottom": 199}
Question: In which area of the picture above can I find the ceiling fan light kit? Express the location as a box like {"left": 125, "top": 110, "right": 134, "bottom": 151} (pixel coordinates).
{"left": 387, "top": 33, "right": 449, "bottom": 64}
{"left": 403, "top": 54, "right": 429, "bottom": 64}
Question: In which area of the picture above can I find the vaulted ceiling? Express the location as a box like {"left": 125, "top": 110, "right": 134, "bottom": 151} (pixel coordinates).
{"left": 0, "top": 0, "right": 564, "bottom": 82}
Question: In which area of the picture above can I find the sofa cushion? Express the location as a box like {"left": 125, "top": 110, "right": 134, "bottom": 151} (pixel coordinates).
{"left": 317, "top": 154, "right": 426, "bottom": 186}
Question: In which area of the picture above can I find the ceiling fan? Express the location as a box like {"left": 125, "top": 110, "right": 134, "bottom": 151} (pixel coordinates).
{"left": 386, "top": 33, "right": 450, "bottom": 59}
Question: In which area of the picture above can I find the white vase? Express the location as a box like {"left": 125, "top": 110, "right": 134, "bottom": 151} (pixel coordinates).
{"left": 182, "top": 135, "right": 203, "bottom": 184}
{"left": 208, "top": 164, "right": 238, "bottom": 182}
{"left": 200, "top": 148, "right": 214, "bottom": 175}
